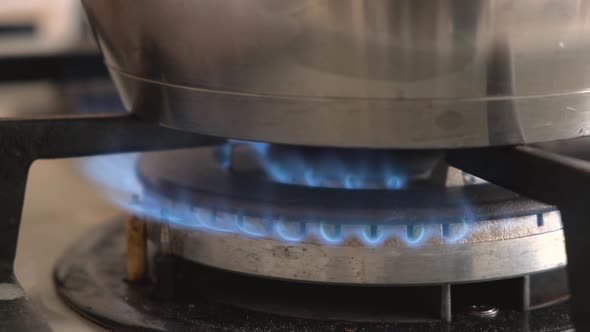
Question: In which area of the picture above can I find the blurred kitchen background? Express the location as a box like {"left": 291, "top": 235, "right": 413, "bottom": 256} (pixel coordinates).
{"left": 0, "top": 1, "right": 121, "bottom": 330}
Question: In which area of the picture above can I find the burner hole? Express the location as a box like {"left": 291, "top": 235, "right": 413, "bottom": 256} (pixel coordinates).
{"left": 319, "top": 223, "right": 342, "bottom": 243}
{"left": 442, "top": 224, "right": 450, "bottom": 238}
{"left": 406, "top": 224, "right": 425, "bottom": 244}
{"left": 361, "top": 225, "right": 384, "bottom": 245}
{"left": 344, "top": 175, "right": 361, "bottom": 189}
{"left": 214, "top": 144, "right": 232, "bottom": 170}
{"left": 276, "top": 219, "right": 306, "bottom": 242}
{"left": 304, "top": 170, "right": 320, "bottom": 187}
{"left": 386, "top": 176, "right": 403, "bottom": 189}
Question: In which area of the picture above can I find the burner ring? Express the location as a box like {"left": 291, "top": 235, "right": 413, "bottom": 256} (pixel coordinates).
{"left": 146, "top": 218, "right": 565, "bottom": 285}
{"left": 134, "top": 148, "right": 566, "bottom": 284}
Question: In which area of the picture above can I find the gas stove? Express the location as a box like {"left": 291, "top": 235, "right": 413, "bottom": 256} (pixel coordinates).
{"left": 3, "top": 1, "right": 590, "bottom": 331}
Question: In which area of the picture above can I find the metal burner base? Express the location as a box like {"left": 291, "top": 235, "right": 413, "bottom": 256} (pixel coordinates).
{"left": 54, "top": 219, "right": 573, "bottom": 332}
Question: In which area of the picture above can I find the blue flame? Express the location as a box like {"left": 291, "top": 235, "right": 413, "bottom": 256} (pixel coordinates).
{"left": 79, "top": 149, "right": 489, "bottom": 248}
{"left": 214, "top": 144, "right": 232, "bottom": 170}
{"left": 405, "top": 225, "right": 426, "bottom": 246}
{"left": 228, "top": 140, "right": 410, "bottom": 190}
{"left": 443, "top": 220, "right": 472, "bottom": 244}
{"left": 318, "top": 222, "right": 343, "bottom": 244}
{"left": 386, "top": 176, "right": 404, "bottom": 190}
{"left": 442, "top": 206, "right": 476, "bottom": 243}
{"left": 276, "top": 219, "right": 306, "bottom": 243}
{"left": 237, "top": 215, "right": 268, "bottom": 238}
{"left": 360, "top": 224, "right": 387, "bottom": 246}
{"left": 302, "top": 170, "right": 317, "bottom": 187}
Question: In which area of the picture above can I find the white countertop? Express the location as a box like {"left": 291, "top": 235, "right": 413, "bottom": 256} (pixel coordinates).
{"left": 15, "top": 158, "right": 119, "bottom": 331}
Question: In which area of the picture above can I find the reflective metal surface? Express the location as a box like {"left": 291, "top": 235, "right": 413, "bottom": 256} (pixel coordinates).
{"left": 147, "top": 214, "right": 566, "bottom": 285}
{"left": 83, "top": 0, "right": 590, "bottom": 148}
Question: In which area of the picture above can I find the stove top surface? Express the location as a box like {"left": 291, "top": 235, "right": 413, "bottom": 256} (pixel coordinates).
{"left": 16, "top": 159, "right": 114, "bottom": 332}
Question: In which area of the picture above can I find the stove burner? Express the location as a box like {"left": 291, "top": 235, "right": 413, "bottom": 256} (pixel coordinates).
{"left": 81, "top": 146, "right": 566, "bottom": 284}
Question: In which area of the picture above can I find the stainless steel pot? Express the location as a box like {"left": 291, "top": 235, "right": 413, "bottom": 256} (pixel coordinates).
{"left": 83, "top": 0, "right": 590, "bottom": 148}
